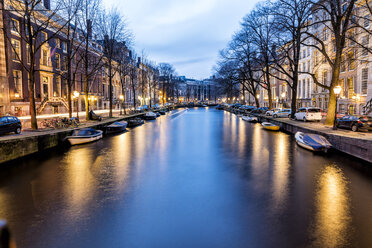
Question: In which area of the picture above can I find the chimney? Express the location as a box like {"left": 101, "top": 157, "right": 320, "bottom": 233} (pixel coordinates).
{"left": 44, "top": 0, "right": 50, "bottom": 9}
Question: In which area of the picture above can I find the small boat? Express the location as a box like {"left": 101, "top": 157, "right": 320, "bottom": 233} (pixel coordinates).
{"left": 155, "top": 112, "right": 161, "bottom": 117}
{"left": 106, "top": 121, "right": 128, "bottom": 134}
{"left": 144, "top": 111, "right": 157, "bottom": 120}
{"left": 261, "top": 122, "right": 280, "bottom": 131}
{"left": 242, "top": 116, "right": 258, "bottom": 122}
{"left": 66, "top": 128, "right": 103, "bottom": 145}
{"left": 216, "top": 105, "right": 224, "bottom": 110}
{"left": 159, "top": 110, "right": 166, "bottom": 115}
{"left": 127, "top": 118, "right": 144, "bottom": 127}
{"left": 202, "top": 104, "right": 208, "bottom": 107}
{"left": 295, "top": 132, "right": 332, "bottom": 152}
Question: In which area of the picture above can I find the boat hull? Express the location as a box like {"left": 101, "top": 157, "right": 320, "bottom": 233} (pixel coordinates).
{"left": 261, "top": 122, "right": 280, "bottom": 131}
{"left": 67, "top": 132, "right": 103, "bottom": 145}
{"left": 295, "top": 132, "right": 332, "bottom": 152}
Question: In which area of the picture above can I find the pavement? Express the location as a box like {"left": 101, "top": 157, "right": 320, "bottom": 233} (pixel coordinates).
{"left": 265, "top": 116, "right": 372, "bottom": 141}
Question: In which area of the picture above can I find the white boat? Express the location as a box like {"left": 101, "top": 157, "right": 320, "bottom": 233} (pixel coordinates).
{"left": 66, "top": 128, "right": 103, "bottom": 145}
{"left": 106, "top": 121, "right": 128, "bottom": 134}
{"left": 261, "top": 122, "right": 280, "bottom": 131}
{"left": 295, "top": 132, "right": 332, "bottom": 152}
{"left": 144, "top": 111, "right": 157, "bottom": 120}
{"left": 242, "top": 116, "right": 258, "bottom": 122}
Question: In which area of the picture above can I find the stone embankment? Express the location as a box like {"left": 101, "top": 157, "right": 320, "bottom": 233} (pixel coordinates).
{"left": 226, "top": 108, "right": 372, "bottom": 164}
{"left": 0, "top": 109, "right": 173, "bottom": 164}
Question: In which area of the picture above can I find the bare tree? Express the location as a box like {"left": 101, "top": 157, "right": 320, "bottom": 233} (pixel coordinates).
{"left": 301, "top": 0, "right": 357, "bottom": 125}
{"left": 268, "top": 0, "right": 312, "bottom": 117}
{"left": 1, "top": 0, "right": 71, "bottom": 129}
{"left": 98, "top": 8, "right": 130, "bottom": 117}
{"left": 158, "top": 63, "right": 175, "bottom": 104}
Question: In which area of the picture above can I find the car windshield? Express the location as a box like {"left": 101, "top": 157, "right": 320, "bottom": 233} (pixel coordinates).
{"left": 0, "top": 117, "right": 8, "bottom": 123}
{"left": 308, "top": 109, "right": 320, "bottom": 113}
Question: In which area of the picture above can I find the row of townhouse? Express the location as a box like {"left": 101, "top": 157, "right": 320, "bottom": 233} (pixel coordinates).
{"left": 159, "top": 76, "right": 219, "bottom": 103}
{"left": 254, "top": 3, "right": 372, "bottom": 115}
{"left": 0, "top": 0, "right": 159, "bottom": 117}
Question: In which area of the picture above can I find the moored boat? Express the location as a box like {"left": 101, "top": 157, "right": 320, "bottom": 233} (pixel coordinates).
{"left": 159, "top": 110, "right": 166, "bottom": 115}
{"left": 295, "top": 132, "right": 332, "bottom": 152}
{"left": 106, "top": 121, "right": 128, "bottom": 134}
{"left": 261, "top": 122, "right": 280, "bottom": 131}
{"left": 144, "top": 111, "right": 157, "bottom": 120}
{"left": 66, "top": 128, "right": 103, "bottom": 145}
{"left": 127, "top": 118, "right": 144, "bottom": 127}
{"left": 155, "top": 112, "right": 161, "bottom": 117}
{"left": 242, "top": 116, "right": 258, "bottom": 122}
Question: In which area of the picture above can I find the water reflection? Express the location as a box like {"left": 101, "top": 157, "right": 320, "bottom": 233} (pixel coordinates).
{"left": 63, "top": 148, "right": 95, "bottom": 222}
{"left": 271, "top": 133, "right": 290, "bottom": 210}
{"left": 311, "top": 165, "right": 352, "bottom": 247}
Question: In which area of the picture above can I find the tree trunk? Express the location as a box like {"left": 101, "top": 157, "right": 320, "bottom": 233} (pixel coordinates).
{"left": 29, "top": 73, "right": 37, "bottom": 129}
{"left": 109, "top": 61, "right": 113, "bottom": 118}
{"left": 254, "top": 94, "right": 260, "bottom": 107}
{"left": 325, "top": 58, "right": 341, "bottom": 125}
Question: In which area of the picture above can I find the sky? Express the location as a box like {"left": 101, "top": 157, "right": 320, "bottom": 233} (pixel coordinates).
{"left": 102, "top": 0, "right": 259, "bottom": 79}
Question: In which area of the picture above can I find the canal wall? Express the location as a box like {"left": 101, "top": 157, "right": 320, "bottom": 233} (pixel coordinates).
{"left": 0, "top": 112, "right": 152, "bottom": 164}
{"left": 257, "top": 115, "right": 372, "bottom": 164}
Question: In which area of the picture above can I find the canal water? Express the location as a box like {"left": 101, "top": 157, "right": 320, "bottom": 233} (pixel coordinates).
{"left": 0, "top": 107, "right": 371, "bottom": 248}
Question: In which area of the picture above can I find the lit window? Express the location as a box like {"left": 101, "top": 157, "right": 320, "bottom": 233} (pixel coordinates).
{"left": 11, "top": 39, "right": 20, "bottom": 61}
{"left": 55, "top": 53, "right": 60, "bottom": 69}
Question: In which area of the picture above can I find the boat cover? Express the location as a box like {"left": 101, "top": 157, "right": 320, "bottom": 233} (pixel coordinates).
{"left": 302, "top": 134, "right": 331, "bottom": 150}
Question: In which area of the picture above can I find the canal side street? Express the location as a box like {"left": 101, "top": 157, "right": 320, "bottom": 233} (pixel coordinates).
{"left": 1, "top": 106, "right": 371, "bottom": 165}
{"left": 0, "top": 109, "right": 168, "bottom": 164}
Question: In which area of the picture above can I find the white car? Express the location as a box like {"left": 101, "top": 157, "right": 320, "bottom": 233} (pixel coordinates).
{"left": 294, "top": 107, "right": 322, "bottom": 122}
{"left": 266, "top": 108, "right": 282, "bottom": 116}
{"left": 273, "top": 109, "right": 292, "bottom": 118}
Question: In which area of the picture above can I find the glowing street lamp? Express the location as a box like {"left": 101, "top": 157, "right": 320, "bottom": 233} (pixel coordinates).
{"left": 119, "top": 94, "right": 124, "bottom": 115}
{"left": 14, "top": 92, "right": 20, "bottom": 98}
{"left": 73, "top": 91, "right": 80, "bottom": 118}
{"left": 332, "top": 85, "right": 342, "bottom": 130}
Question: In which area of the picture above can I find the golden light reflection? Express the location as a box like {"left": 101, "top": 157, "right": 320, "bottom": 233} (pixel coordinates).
{"left": 238, "top": 119, "right": 246, "bottom": 156}
{"left": 63, "top": 147, "right": 95, "bottom": 221}
{"left": 312, "top": 165, "right": 351, "bottom": 248}
{"left": 271, "top": 133, "right": 290, "bottom": 210}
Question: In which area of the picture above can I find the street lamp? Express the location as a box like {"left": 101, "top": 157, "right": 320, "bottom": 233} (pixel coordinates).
{"left": 281, "top": 92, "right": 286, "bottom": 108}
{"left": 332, "top": 85, "right": 342, "bottom": 130}
{"left": 119, "top": 94, "right": 124, "bottom": 115}
{"left": 73, "top": 91, "right": 80, "bottom": 119}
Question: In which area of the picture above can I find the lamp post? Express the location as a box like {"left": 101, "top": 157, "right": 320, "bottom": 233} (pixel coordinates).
{"left": 119, "top": 95, "right": 124, "bottom": 115}
{"left": 73, "top": 91, "right": 80, "bottom": 119}
{"left": 281, "top": 92, "right": 286, "bottom": 108}
{"left": 332, "top": 85, "right": 342, "bottom": 130}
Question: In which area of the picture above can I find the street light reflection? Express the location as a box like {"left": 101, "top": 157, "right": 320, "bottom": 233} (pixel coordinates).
{"left": 272, "top": 133, "right": 290, "bottom": 210}
{"left": 312, "top": 165, "right": 351, "bottom": 248}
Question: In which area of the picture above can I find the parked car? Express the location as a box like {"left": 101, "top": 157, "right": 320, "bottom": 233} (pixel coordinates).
{"left": 294, "top": 107, "right": 322, "bottom": 122}
{"left": 273, "top": 109, "right": 292, "bottom": 118}
{"left": 266, "top": 108, "right": 281, "bottom": 116}
{"left": 0, "top": 116, "right": 22, "bottom": 135}
{"left": 336, "top": 115, "right": 372, "bottom": 132}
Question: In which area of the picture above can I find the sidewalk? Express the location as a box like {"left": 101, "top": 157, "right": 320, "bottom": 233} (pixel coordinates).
{"left": 267, "top": 116, "right": 372, "bottom": 141}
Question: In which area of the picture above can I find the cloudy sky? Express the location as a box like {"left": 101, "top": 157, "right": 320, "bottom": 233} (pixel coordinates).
{"left": 102, "top": 0, "right": 259, "bottom": 79}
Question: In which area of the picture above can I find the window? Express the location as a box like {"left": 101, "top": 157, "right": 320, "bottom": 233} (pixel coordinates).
{"left": 11, "top": 39, "right": 20, "bottom": 61}
{"left": 55, "top": 53, "right": 60, "bottom": 69}
{"left": 41, "top": 48, "right": 48, "bottom": 66}
{"left": 55, "top": 77, "right": 61, "bottom": 97}
{"left": 364, "top": 15, "right": 370, "bottom": 28}
{"left": 307, "top": 61, "right": 310, "bottom": 72}
{"left": 347, "top": 51, "right": 355, "bottom": 70}
{"left": 323, "top": 28, "right": 328, "bottom": 41}
{"left": 362, "top": 68, "right": 368, "bottom": 95}
{"left": 55, "top": 38, "right": 60, "bottom": 48}
{"left": 340, "top": 55, "right": 345, "bottom": 72}
{"left": 347, "top": 77, "right": 354, "bottom": 98}
{"left": 13, "top": 70, "right": 22, "bottom": 97}
{"left": 10, "top": 19, "right": 19, "bottom": 34}
{"left": 26, "top": 45, "right": 31, "bottom": 64}
{"left": 361, "top": 36, "right": 369, "bottom": 57}
{"left": 41, "top": 32, "right": 47, "bottom": 42}
{"left": 61, "top": 41, "right": 67, "bottom": 53}
{"left": 322, "top": 71, "right": 328, "bottom": 85}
